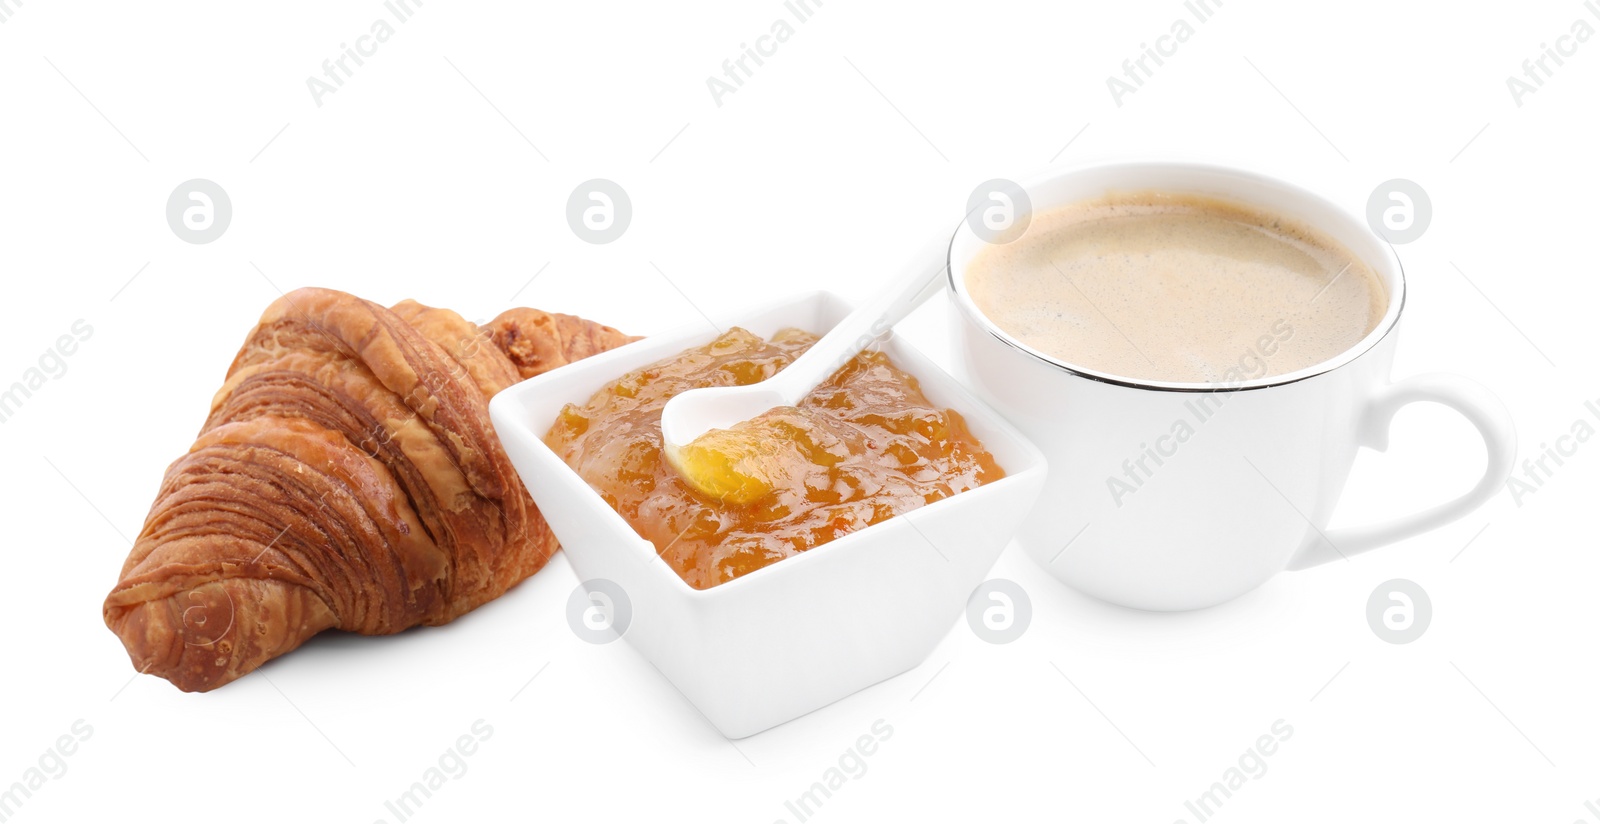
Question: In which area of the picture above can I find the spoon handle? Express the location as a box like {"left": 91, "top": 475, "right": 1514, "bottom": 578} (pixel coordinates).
{"left": 771, "top": 228, "right": 953, "bottom": 402}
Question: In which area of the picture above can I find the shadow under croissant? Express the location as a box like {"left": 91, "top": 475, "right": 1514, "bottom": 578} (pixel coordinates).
{"left": 102, "top": 287, "right": 638, "bottom": 692}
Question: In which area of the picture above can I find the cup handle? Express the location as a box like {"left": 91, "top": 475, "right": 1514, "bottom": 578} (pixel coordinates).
{"left": 1286, "top": 373, "right": 1517, "bottom": 570}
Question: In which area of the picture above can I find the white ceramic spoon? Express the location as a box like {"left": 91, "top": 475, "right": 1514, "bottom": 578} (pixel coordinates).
{"left": 661, "top": 231, "right": 951, "bottom": 497}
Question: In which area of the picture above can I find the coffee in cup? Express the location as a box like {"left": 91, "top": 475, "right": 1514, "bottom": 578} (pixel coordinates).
{"left": 946, "top": 163, "right": 1515, "bottom": 610}
{"left": 963, "top": 191, "right": 1388, "bottom": 384}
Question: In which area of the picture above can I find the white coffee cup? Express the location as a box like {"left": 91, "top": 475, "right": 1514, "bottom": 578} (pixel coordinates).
{"left": 945, "top": 161, "right": 1516, "bottom": 611}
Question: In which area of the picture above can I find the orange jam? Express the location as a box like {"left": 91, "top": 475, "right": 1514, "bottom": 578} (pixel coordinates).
{"left": 545, "top": 327, "right": 1005, "bottom": 589}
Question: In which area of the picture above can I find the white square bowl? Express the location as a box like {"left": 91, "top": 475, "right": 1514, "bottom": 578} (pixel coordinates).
{"left": 488, "top": 291, "right": 1047, "bottom": 738}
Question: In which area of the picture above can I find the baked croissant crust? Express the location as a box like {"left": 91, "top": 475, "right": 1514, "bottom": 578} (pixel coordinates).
{"left": 103, "top": 287, "right": 636, "bottom": 692}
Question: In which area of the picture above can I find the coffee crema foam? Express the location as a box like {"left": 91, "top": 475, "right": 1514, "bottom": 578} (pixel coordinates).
{"left": 963, "top": 192, "right": 1387, "bottom": 384}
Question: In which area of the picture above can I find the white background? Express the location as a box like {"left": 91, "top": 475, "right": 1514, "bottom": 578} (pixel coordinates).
{"left": 2, "top": 0, "right": 1596, "bottom": 821}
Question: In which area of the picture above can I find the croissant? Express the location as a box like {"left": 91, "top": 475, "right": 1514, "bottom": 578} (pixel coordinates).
{"left": 103, "top": 287, "right": 636, "bottom": 692}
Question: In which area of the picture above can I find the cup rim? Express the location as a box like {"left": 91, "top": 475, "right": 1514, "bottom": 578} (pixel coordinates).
{"left": 945, "top": 160, "right": 1408, "bottom": 393}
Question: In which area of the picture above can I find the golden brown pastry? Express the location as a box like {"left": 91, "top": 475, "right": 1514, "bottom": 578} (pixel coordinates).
{"left": 486, "top": 306, "right": 635, "bottom": 380}
{"left": 103, "top": 287, "right": 636, "bottom": 692}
